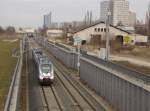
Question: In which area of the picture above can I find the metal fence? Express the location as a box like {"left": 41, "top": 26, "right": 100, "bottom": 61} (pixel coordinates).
{"left": 82, "top": 53, "right": 150, "bottom": 84}
{"left": 80, "top": 57, "right": 150, "bottom": 111}
{"left": 35, "top": 37, "right": 150, "bottom": 111}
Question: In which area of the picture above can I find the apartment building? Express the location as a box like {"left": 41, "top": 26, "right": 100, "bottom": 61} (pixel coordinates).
{"left": 100, "top": 0, "right": 136, "bottom": 27}
{"left": 43, "top": 12, "right": 52, "bottom": 28}
{"left": 100, "top": 0, "right": 110, "bottom": 22}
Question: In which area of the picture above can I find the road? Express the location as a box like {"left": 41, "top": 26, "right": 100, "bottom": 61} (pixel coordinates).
{"left": 110, "top": 55, "right": 150, "bottom": 68}
{"left": 86, "top": 51, "right": 150, "bottom": 68}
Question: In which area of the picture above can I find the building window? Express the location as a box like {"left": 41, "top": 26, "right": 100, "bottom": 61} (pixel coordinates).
{"left": 101, "top": 28, "right": 103, "bottom": 32}
{"left": 95, "top": 28, "right": 97, "bottom": 32}
{"left": 98, "top": 28, "right": 100, "bottom": 32}
{"left": 104, "top": 28, "right": 106, "bottom": 32}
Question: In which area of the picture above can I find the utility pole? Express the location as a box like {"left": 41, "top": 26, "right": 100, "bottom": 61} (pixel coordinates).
{"left": 77, "top": 43, "right": 80, "bottom": 73}
{"left": 74, "top": 37, "right": 81, "bottom": 73}
{"left": 105, "top": 10, "right": 111, "bottom": 61}
{"left": 90, "top": 11, "right": 92, "bottom": 24}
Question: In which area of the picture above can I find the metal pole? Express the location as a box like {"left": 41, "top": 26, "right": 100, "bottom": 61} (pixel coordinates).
{"left": 105, "top": 10, "right": 111, "bottom": 61}
{"left": 77, "top": 43, "right": 80, "bottom": 73}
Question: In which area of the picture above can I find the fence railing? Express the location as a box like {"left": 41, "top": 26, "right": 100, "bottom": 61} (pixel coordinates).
{"left": 80, "top": 57, "right": 150, "bottom": 111}
{"left": 81, "top": 53, "right": 150, "bottom": 84}
{"left": 4, "top": 39, "right": 23, "bottom": 111}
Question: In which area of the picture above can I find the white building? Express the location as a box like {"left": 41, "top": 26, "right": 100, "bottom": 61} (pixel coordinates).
{"left": 43, "top": 12, "right": 52, "bottom": 28}
{"left": 46, "top": 29, "right": 64, "bottom": 38}
{"left": 73, "top": 21, "right": 130, "bottom": 45}
{"left": 100, "top": 1, "right": 110, "bottom": 22}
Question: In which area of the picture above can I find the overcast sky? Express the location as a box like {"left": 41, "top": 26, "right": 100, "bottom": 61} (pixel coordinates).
{"left": 0, "top": 0, "right": 149, "bottom": 28}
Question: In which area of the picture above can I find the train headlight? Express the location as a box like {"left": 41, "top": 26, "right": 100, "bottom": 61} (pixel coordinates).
{"left": 50, "top": 75, "right": 54, "bottom": 79}
{"left": 39, "top": 75, "right": 44, "bottom": 80}
{"left": 50, "top": 72, "right": 54, "bottom": 79}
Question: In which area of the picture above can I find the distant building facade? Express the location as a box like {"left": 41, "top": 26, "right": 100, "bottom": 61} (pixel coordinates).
{"left": 128, "top": 11, "right": 136, "bottom": 26}
{"left": 100, "top": 1, "right": 110, "bottom": 22}
{"left": 100, "top": 0, "right": 136, "bottom": 27}
{"left": 110, "top": 0, "right": 130, "bottom": 26}
{"left": 73, "top": 22, "right": 148, "bottom": 46}
{"left": 46, "top": 29, "right": 64, "bottom": 38}
{"left": 73, "top": 22, "right": 130, "bottom": 45}
{"left": 43, "top": 12, "right": 52, "bottom": 28}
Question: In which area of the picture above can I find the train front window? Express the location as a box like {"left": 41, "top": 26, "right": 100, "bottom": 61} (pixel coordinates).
{"left": 41, "top": 65, "right": 51, "bottom": 74}
{"left": 40, "top": 58, "right": 49, "bottom": 64}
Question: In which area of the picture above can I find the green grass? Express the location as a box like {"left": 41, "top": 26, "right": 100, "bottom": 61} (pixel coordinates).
{"left": 0, "top": 39, "right": 19, "bottom": 110}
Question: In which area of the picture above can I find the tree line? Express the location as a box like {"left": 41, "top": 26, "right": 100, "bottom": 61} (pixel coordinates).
{"left": 0, "top": 26, "right": 16, "bottom": 34}
{"left": 135, "top": 2, "right": 150, "bottom": 36}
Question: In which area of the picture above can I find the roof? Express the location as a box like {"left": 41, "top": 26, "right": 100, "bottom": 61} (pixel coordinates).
{"left": 73, "top": 21, "right": 131, "bottom": 34}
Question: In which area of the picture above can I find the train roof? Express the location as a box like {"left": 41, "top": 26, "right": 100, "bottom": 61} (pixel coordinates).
{"left": 33, "top": 48, "right": 42, "bottom": 53}
{"left": 39, "top": 56, "right": 52, "bottom": 65}
{"left": 33, "top": 48, "right": 53, "bottom": 65}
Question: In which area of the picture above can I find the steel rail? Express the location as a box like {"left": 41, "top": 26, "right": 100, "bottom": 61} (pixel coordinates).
{"left": 54, "top": 59, "right": 107, "bottom": 111}
{"left": 53, "top": 59, "right": 106, "bottom": 111}
{"left": 41, "top": 85, "right": 65, "bottom": 111}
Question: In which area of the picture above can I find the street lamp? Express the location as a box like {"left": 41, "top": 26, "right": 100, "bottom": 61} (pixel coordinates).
{"left": 105, "top": 10, "right": 111, "bottom": 61}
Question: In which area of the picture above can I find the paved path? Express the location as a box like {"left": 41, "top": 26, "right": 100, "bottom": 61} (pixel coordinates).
{"left": 110, "top": 55, "right": 150, "bottom": 68}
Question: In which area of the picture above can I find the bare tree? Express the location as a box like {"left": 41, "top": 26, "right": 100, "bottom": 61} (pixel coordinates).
{"left": 6, "top": 26, "right": 16, "bottom": 34}
{"left": 135, "top": 20, "right": 147, "bottom": 35}
{"left": 40, "top": 27, "right": 48, "bottom": 37}
{"left": 0, "top": 26, "right": 4, "bottom": 34}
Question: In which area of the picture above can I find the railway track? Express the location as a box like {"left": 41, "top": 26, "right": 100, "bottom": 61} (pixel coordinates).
{"left": 38, "top": 73, "right": 82, "bottom": 111}
{"left": 54, "top": 59, "right": 106, "bottom": 111}
{"left": 44, "top": 51, "right": 108, "bottom": 111}
{"left": 55, "top": 63, "right": 106, "bottom": 111}
{"left": 29, "top": 38, "right": 109, "bottom": 111}
{"left": 40, "top": 72, "right": 83, "bottom": 111}
{"left": 41, "top": 86, "right": 62, "bottom": 111}
{"left": 28, "top": 39, "right": 81, "bottom": 111}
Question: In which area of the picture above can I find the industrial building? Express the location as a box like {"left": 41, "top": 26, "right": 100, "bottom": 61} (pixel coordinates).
{"left": 73, "top": 21, "right": 130, "bottom": 45}
{"left": 73, "top": 21, "right": 149, "bottom": 46}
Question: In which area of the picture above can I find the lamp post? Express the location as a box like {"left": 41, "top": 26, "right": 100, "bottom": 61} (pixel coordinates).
{"left": 105, "top": 10, "right": 111, "bottom": 61}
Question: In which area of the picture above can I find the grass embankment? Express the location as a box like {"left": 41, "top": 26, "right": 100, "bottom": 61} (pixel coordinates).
{"left": 0, "top": 39, "right": 19, "bottom": 110}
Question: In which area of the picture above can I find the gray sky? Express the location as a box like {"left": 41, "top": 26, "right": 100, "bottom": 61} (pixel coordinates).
{"left": 0, "top": 0, "right": 149, "bottom": 28}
